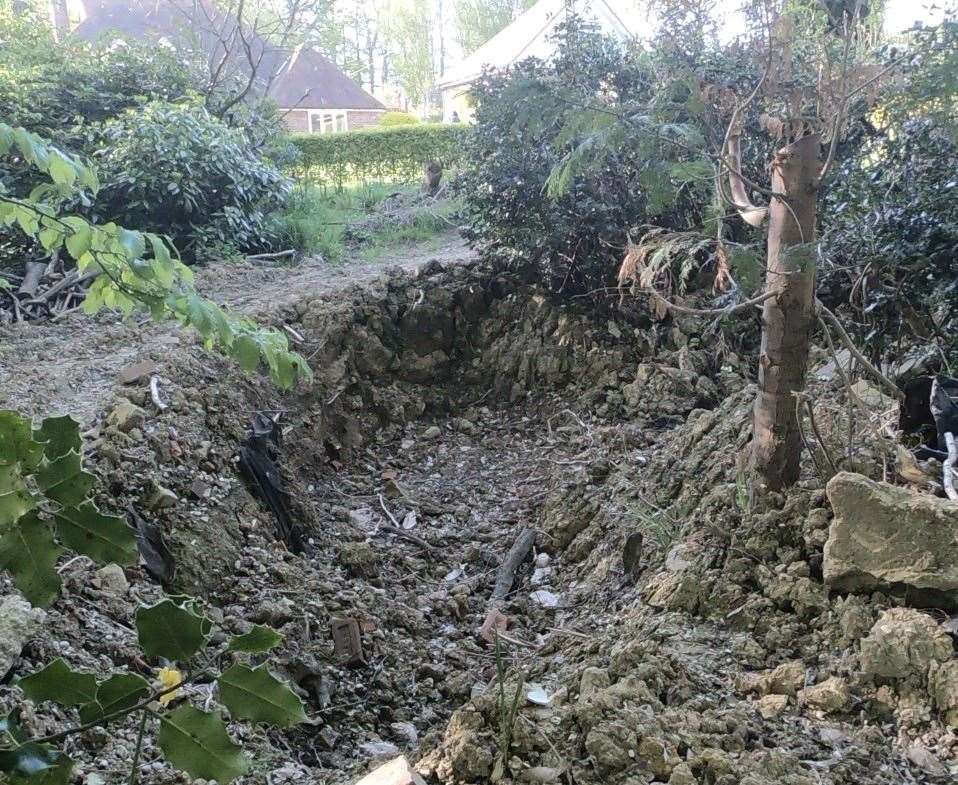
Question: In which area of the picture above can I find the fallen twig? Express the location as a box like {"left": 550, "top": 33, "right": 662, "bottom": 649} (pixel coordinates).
{"left": 816, "top": 301, "right": 903, "bottom": 401}
{"left": 247, "top": 249, "right": 296, "bottom": 261}
{"left": 377, "top": 494, "right": 436, "bottom": 552}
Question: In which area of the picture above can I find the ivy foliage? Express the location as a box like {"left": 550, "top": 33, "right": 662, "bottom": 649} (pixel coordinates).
{"left": 0, "top": 122, "right": 311, "bottom": 388}
{"left": 0, "top": 408, "right": 306, "bottom": 785}
{"left": 291, "top": 124, "right": 471, "bottom": 188}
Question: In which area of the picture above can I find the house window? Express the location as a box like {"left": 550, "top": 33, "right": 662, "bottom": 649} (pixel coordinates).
{"left": 308, "top": 111, "right": 348, "bottom": 134}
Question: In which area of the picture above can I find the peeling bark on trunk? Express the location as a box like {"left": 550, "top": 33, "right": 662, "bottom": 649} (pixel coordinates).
{"left": 751, "top": 133, "right": 821, "bottom": 490}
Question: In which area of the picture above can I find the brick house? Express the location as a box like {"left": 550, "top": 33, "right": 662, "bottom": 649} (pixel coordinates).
{"left": 74, "top": 0, "right": 386, "bottom": 133}
{"left": 268, "top": 47, "right": 387, "bottom": 134}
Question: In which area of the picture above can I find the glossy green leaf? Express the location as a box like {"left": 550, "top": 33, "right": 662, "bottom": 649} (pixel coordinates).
{"left": 33, "top": 415, "right": 82, "bottom": 460}
{"left": 157, "top": 706, "right": 249, "bottom": 783}
{"left": 18, "top": 658, "right": 98, "bottom": 707}
{"left": 35, "top": 451, "right": 94, "bottom": 507}
{"left": 135, "top": 599, "right": 210, "bottom": 661}
{"left": 0, "top": 512, "right": 62, "bottom": 607}
{"left": 217, "top": 664, "right": 306, "bottom": 727}
{"left": 54, "top": 502, "right": 137, "bottom": 565}
{"left": 78, "top": 672, "right": 150, "bottom": 723}
{"left": 0, "top": 743, "right": 72, "bottom": 785}
{"left": 232, "top": 335, "right": 261, "bottom": 372}
{"left": 0, "top": 463, "right": 36, "bottom": 531}
{"left": 226, "top": 625, "right": 283, "bottom": 654}
{"left": 0, "top": 410, "right": 44, "bottom": 470}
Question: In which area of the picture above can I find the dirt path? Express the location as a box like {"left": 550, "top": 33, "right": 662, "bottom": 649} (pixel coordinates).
{"left": 0, "top": 230, "right": 473, "bottom": 423}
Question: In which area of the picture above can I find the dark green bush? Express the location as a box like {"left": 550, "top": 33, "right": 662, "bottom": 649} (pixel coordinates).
{"left": 91, "top": 102, "right": 291, "bottom": 258}
{"left": 457, "top": 18, "right": 710, "bottom": 297}
{"left": 290, "top": 124, "right": 470, "bottom": 187}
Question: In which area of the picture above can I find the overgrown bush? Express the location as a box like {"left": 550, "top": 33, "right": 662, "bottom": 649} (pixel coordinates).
{"left": 457, "top": 19, "right": 711, "bottom": 296}
{"left": 91, "top": 102, "right": 291, "bottom": 258}
{"left": 818, "top": 22, "right": 958, "bottom": 364}
{"left": 290, "top": 124, "right": 470, "bottom": 187}
{"left": 378, "top": 110, "right": 420, "bottom": 126}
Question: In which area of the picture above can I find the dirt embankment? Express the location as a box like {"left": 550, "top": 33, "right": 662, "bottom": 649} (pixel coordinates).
{"left": 2, "top": 243, "right": 956, "bottom": 785}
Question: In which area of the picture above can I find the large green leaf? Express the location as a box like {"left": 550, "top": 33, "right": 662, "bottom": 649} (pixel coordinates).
{"left": 54, "top": 502, "right": 137, "bottom": 565}
{"left": 33, "top": 415, "right": 82, "bottom": 460}
{"left": 0, "top": 463, "right": 36, "bottom": 531}
{"left": 217, "top": 664, "right": 306, "bottom": 727}
{"left": 0, "top": 410, "right": 43, "bottom": 470}
{"left": 226, "top": 625, "right": 283, "bottom": 654}
{"left": 0, "top": 512, "right": 62, "bottom": 607}
{"left": 157, "top": 706, "right": 249, "bottom": 783}
{"left": 0, "top": 743, "right": 72, "bottom": 785}
{"left": 78, "top": 673, "right": 150, "bottom": 723}
{"left": 35, "top": 451, "right": 94, "bottom": 507}
{"left": 136, "top": 599, "right": 210, "bottom": 661}
{"left": 17, "top": 659, "right": 98, "bottom": 707}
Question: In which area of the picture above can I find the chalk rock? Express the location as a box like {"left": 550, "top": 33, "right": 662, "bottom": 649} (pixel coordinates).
{"left": 930, "top": 660, "right": 958, "bottom": 728}
{"left": 0, "top": 595, "right": 45, "bottom": 676}
{"left": 824, "top": 472, "right": 958, "bottom": 602}
{"left": 798, "top": 676, "right": 851, "bottom": 714}
{"left": 860, "top": 608, "right": 952, "bottom": 679}
{"left": 353, "top": 756, "right": 426, "bottom": 785}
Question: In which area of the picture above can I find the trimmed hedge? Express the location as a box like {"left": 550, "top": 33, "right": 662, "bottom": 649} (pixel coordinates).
{"left": 290, "top": 124, "right": 471, "bottom": 187}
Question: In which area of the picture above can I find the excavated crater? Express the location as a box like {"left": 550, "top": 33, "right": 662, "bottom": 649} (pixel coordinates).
{"left": 3, "top": 256, "right": 956, "bottom": 785}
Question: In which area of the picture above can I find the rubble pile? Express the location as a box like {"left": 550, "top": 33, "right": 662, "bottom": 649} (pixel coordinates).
{"left": 1, "top": 256, "right": 956, "bottom": 784}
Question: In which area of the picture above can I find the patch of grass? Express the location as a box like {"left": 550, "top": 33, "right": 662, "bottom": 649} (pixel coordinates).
{"left": 269, "top": 183, "right": 394, "bottom": 262}
{"left": 270, "top": 182, "right": 457, "bottom": 263}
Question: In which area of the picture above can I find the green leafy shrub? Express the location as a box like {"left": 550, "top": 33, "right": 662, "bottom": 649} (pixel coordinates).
{"left": 290, "top": 124, "right": 470, "bottom": 187}
{"left": 378, "top": 110, "right": 421, "bottom": 127}
{"left": 0, "top": 410, "right": 305, "bottom": 784}
{"left": 90, "top": 101, "right": 291, "bottom": 258}
{"left": 457, "top": 18, "right": 711, "bottom": 296}
{"left": 0, "top": 122, "right": 310, "bottom": 388}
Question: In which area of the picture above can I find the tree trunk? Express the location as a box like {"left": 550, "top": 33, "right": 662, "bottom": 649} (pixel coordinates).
{"left": 751, "top": 133, "right": 821, "bottom": 490}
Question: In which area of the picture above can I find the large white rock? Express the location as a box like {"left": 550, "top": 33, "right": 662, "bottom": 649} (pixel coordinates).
{"left": 824, "top": 472, "right": 958, "bottom": 602}
{"left": 353, "top": 757, "right": 426, "bottom": 785}
{"left": 0, "top": 595, "right": 45, "bottom": 676}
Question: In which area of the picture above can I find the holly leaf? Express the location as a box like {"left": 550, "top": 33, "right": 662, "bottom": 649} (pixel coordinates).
{"left": 78, "top": 673, "right": 150, "bottom": 723}
{"left": 0, "top": 743, "right": 72, "bottom": 785}
{"left": 135, "top": 599, "right": 210, "bottom": 661}
{"left": 226, "top": 625, "right": 283, "bottom": 654}
{"left": 0, "top": 410, "right": 44, "bottom": 471}
{"left": 33, "top": 415, "right": 82, "bottom": 460}
{"left": 35, "top": 451, "right": 94, "bottom": 507}
{"left": 0, "top": 463, "right": 36, "bottom": 531}
{"left": 0, "top": 512, "right": 62, "bottom": 607}
{"left": 217, "top": 664, "right": 306, "bottom": 727}
{"left": 17, "top": 659, "right": 98, "bottom": 707}
{"left": 157, "top": 706, "right": 249, "bottom": 783}
{"left": 54, "top": 502, "right": 137, "bottom": 565}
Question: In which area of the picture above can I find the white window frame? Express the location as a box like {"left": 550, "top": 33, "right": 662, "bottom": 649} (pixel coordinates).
{"left": 307, "top": 110, "right": 349, "bottom": 134}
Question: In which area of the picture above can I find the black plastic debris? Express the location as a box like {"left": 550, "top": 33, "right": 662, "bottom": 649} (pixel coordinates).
{"left": 127, "top": 503, "right": 175, "bottom": 585}
{"left": 900, "top": 375, "right": 958, "bottom": 458}
{"left": 238, "top": 413, "right": 305, "bottom": 554}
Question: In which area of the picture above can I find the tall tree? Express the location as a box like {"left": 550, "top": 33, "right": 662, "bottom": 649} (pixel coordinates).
{"left": 542, "top": 0, "right": 930, "bottom": 490}
{"left": 385, "top": 0, "right": 435, "bottom": 108}
{"left": 453, "top": 0, "right": 534, "bottom": 55}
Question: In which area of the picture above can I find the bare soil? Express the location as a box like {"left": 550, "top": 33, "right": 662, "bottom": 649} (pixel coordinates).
{"left": 1, "top": 231, "right": 956, "bottom": 785}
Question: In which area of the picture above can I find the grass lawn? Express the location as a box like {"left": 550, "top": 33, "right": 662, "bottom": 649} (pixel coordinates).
{"left": 273, "top": 182, "right": 460, "bottom": 263}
